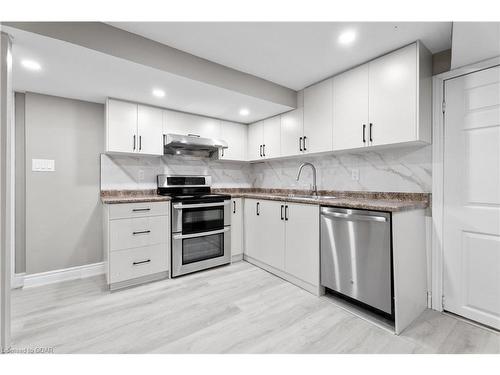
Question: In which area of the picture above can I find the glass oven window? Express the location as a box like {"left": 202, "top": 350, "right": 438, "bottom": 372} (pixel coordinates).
{"left": 182, "top": 206, "right": 224, "bottom": 234}
{"left": 182, "top": 233, "right": 224, "bottom": 265}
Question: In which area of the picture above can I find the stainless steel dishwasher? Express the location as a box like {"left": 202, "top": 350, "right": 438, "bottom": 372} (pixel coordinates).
{"left": 320, "top": 207, "right": 393, "bottom": 318}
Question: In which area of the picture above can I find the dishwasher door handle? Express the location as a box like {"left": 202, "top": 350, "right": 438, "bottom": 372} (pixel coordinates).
{"left": 322, "top": 211, "right": 387, "bottom": 223}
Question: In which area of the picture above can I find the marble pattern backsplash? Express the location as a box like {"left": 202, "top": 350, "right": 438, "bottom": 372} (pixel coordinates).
{"left": 101, "top": 144, "right": 431, "bottom": 193}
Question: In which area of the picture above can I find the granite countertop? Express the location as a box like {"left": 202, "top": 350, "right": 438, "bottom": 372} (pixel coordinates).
{"left": 100, "top": 190, "right": 171, "bottom": 204}
{"left": 213, "top": 188, "right": 430, "bottom": 213}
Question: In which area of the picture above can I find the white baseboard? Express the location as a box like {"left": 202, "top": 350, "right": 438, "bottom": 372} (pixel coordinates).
{"left": 11, "top": 272, "right": 26, "bottom": 289}
{"left": 22, "top": 262, "right": 105, "bottom": 288}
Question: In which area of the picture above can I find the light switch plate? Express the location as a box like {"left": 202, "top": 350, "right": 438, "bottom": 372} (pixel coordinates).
{"left": 32, "top": 159, "right": 55, "bottom": 172}
{"left": 351, "top": 168, "right": 360, "bottom": 181}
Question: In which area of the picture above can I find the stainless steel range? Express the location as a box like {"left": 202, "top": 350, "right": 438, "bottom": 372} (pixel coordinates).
{"left": 157, "top": 175, "right": 231, "bottom": 277}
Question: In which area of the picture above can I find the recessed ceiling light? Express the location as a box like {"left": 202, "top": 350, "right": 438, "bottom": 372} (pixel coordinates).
{"left": 152, "top": 89, "right": 165, "bottom": 98}
{"left": 338, "top": 30, "right": 356, "bottom": 45}
{"left": 21, "top": 59, "right": 41, "bottom": 71}
{"left": 239, "top": 108, "right": 250, "bottom": 116}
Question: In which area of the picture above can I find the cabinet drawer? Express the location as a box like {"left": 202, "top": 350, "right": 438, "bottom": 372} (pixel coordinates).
{"left": 110, "top": 215, "right": 168, "bottom": 251}
{"left": 108, "top": 202, "right": 169, "bottom": 219}
{"left": 109, "top": 244, "right": 168, "bottom": 284}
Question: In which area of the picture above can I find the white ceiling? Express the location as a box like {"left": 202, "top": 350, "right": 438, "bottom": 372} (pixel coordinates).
{"left": 8, "top": 27, "right": 292, "bottom": 123}
{"left": 108, "top": 22, "right": 452, "bottom": 90}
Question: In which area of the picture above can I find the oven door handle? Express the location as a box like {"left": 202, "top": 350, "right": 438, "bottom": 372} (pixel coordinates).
{"left": 172, "top": 227, "right": 230, "bottom": 240}
{"left": 172, "top": 201, "right": 230, "bottom": 210}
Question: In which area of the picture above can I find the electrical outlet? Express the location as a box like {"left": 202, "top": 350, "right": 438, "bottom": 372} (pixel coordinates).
{"left": 138, "top": 169, "right": 145, "bottom": 181}
{"left": 351, "top": 169, "right": 360, "bottom": 181}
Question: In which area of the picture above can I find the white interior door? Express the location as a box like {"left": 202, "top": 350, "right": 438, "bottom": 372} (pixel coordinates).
{"left": 443, "top": 65, "right": 500, "bottom": 330}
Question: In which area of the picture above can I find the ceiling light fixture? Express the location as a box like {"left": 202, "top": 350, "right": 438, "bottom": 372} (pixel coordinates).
{"left": 21, "top": 59, "right": 42, "bottom": 71}
{"left": 338, "top": 30, "right": 356, "bottom": 45}
{"left": 152, "top": 89, "right": 166, "bottom": 98}
{"left": 239, "top": 108, "right": 250, "bottom": 116}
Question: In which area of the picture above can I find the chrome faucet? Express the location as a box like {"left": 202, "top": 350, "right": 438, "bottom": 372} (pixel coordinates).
{"left": 296, "top": 162, "right": 318, "bottom": 196}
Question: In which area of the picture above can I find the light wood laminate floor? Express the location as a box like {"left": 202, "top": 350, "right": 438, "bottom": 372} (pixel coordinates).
{"left": 11, "top": 261, "right": 500, "bottom": 354}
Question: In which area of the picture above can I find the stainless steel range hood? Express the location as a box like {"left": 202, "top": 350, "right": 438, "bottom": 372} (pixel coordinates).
{"left": 163, "top": 134, "right": 228, "bottom": 158}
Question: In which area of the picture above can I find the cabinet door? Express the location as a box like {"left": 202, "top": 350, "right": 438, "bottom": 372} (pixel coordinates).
{"left": 258, "top": 200, "right": 286, "bottom": 271}
{"left": 303, "top": 78, "right": 333, "bottom": 154}
{"left": 368, "top": 43, "right": 417, "bottom": 146}
{"left": 244, "top": 199, "right": 262, "bottom": 259}
{"left": 106, "top": 99, "right": 138, "bottom": 153}
{"left": 247, "top": 121, "right": 263, "bottom": 161}
{"left": 196, "top": 117, "right": 221, "bottom": 139}
{"left": 220, "top": 121, "right": 247, "bottom": 161}
{"left": 281, "top": 107, "right": 303, "bottom": 157}
{"left": 230, "top": 198, "right": 243, "bottom": 257}
{"left": 137, "top": 105, "right": 163, "bottom": 155}
{"left": 285, "top": 203, "right": 320, "bottom": 286}
{"left": 262, "top": 115, "right": 281, "bottom": 159}
{"left": 333, "top": 64, "right": 369, "bottom": 150}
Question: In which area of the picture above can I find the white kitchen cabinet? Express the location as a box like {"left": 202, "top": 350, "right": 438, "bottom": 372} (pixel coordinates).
{"left": 284, "top": 203, "right": 320, "bottom": 286}
{"left": 244, "top": 199, "right": 285, "bottom": 271}
{"left": 103, "top": 201, "right": 170, "bottom": 290}
{"left": 163, "top": 110, "right": 221, "bottom": 139}
{"left": 244, "top": 199, "right": 320, "bottom": 294}
{"left": 247, "top": 121, "right": 264, "bottom": 161}
{"left": 368, "top": 44, "right": 417, "bottom": 146}
{"left": 219, "top": 121, "right": 247, "bottom": 161}
{"left": 106, "top": 99, "right": 138, "bottom": 154}
{"left": 230, "top": 198, "right": 244, "bottom": 260}
{"left": 333, "top": 64, "right": 369, "bottom": 150}
{"left": 303, "top": 78, "right": 334, "bottom": 154}
{"left": 106, "top": 99, "right": 163, "bottom": 156}
{"left": 137, "top": 105, "right": 163, "bottom": 155}
{"left": 281, "top": 91, "right": 304, "bottom": 157}
{"left": 262, "top": 115, "right": 281, "bottom": 159}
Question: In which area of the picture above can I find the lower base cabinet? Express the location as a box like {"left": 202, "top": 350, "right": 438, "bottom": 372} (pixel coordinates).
{"left": 230, "top": 198, "right": 244, "bottom": 261}
{"left": 244, "top": 199, "right": 320, "bottom": 294}
{"left": 103, "top": 201, "right": 170, "bottom": 290}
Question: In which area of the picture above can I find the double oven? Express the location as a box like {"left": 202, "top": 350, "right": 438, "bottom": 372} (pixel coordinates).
{"left": 157, "top": 175, "right": 231, "bottom": 277}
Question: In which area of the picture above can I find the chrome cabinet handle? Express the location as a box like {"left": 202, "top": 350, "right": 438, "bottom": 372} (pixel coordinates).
{"left": 133, "top": 259, "right": 151, "bottom": 266}
{"left": 173, "top": 201, "right": 229, "bottom": 210}
{"left": 322, "top": 211, "right": 387, "bottom": 223}
{"left": 132, "top": 208, "right": 150, "bottom": 212}
{"left": 299, "top": 137, "right": 303, "bottom": 152}
{"left": 132, "top": 230, "right": 151, "bottom": 235}
{"left": 303, "top": 136, "right": 307, "bottom": 151}
{"left": 369, "top": 123, "right": 373, "bottom": 143}
{"left": 362, "top": 124, "right": 366, "bottom": 143}
{"left": 173, "top": 227, "right": 229, "bottom": 240}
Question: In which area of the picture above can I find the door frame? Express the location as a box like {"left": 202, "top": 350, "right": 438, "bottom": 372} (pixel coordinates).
{"left": 431, "top": 56, "right": 500, "bottom": 312}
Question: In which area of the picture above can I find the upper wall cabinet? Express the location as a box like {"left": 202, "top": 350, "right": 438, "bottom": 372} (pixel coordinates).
{"left": 247, "top": 115, "right": 281, "bottom": 161}
{"left": 332, "top": 42, "right": 432, "bottom": 150}
{"left": 247, "top": 121, "right": 264, "bottom": 161}
{"left": 163, "top": 110, "right": 221, "bottom": 139}
{"left": 281, "top": 91, "right": 304, "bottom": 157}
{"left": 303, "top": 78, "right": 334, "bottom": 154}
{"left": 106, "top": 99, "right": 163, "bottom": 155}
{"left": 219, "top": 121, "right": 247, "bottom": 161}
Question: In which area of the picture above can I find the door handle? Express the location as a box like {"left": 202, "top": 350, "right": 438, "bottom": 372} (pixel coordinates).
{"left": 173, "top": 227, "right": 229, "bottom": 240}
{"left": 256, "top": 202, "right": 260, "bottom": 216}
{"left": 132, "top": 230, "right": 151, "bottom": 235}
{"left": 303, "top": 136, "right": 307, "bottom": 151}
{"left": 322, "top": 211, "right": 387, "bottom": 222}
{"left": 132, "top": 208, "right": 151, "bottom": 212}
{"left": 285, "top": 205, "right": 289, "bottom": 221}
{"left": 133, "top": 259, "right": 151, "bottom": 266}
{"left": 139, "top": 135, "right": 142, "bottom": 151}
{"left": 362, "top": 124, "right": 366, "bottom": 143}
{"left": 233, "top": 200, "right": 236, "bottom": 214}
{"left": 369, "top": 123, "right": 373, "bottom": 143}
{"left": 299, "top": 137, "right": 303, "bottom": 152}
{"left": 281, "top": 205, "right": 284, "bottom": 220}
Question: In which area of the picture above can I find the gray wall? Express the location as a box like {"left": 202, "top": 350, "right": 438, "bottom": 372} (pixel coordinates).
{"left": 14, "top": 93, "right": 26, "bottom": 273}
{"left": 24, "top": 93, "right": 103, "bottom": 274}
